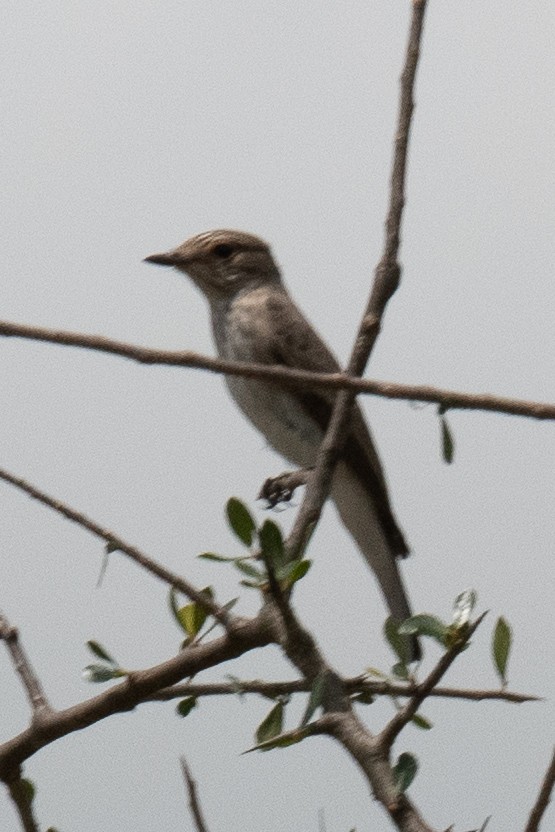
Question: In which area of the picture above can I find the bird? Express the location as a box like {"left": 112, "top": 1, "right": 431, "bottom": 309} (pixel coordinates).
{"left": 145, "top": 229, "right": 419, "bottom": 660}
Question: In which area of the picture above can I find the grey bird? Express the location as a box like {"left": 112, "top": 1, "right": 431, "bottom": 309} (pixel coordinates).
{"left": 145, "top": 229, "right": 419, "bottom": 659}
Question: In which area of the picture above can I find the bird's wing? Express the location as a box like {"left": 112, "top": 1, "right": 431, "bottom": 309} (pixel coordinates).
{"left": 263, "top": 291, "right": 409, "bottom": 557}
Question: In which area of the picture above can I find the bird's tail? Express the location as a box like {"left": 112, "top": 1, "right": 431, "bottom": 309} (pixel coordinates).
{"left": 331, "top": 461, "right": 420, "bottom": 662}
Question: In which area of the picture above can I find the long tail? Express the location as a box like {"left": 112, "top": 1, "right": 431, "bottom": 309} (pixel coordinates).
{"left": 331, "top": 461, "right": 420, "bottom": 661}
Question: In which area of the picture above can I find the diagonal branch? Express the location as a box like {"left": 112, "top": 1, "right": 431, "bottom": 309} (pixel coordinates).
{"left": 286, "top": 0, "right": 428, "bottom": 560}
{"left": 5, "top": 773, "right": 40, "bottom": 832}
{"left": 0, "top": 612, "right": 52, "bottom": 718}
{"left": 524, "top": 747, "right": 555, "bottom": 832}
{"left": 180, "top": 757, "right": 211, "bottom": 832}
{"left": 0, "top": 466, "right": 230, "bottom": 628}
{"left": 0, "top": 321, "right": 552, "bottom": 421}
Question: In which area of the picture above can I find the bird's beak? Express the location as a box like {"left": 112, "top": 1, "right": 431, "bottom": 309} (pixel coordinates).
{"left": 143, "top": 251, "right": 177, "bottom": 267}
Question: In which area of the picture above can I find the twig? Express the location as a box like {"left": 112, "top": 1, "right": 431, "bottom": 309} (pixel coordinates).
{"left": 286, "top": 0, "right": 428, "bottom": 563}
{"left": 524, "top": 747, "right": 555, "bottom": 832}
{"left": 0, "top": 321, "right": 552, "bottom": 421}
{"left": 180, "top": 757, "right": 211, "bottom": 832}
{"left": 0, "top": 466, "right": 230, "bottom": 629}
{"left": 378, "top": 613, "right": 487, "bottom": 750}
{"left": 5, "top": 773, "right": 40, "bottom": 832}
{"left": 0, "top": 615, "right": 271, "bottom": 780}
{"left": 149, "top": 676, "right": 540, "bottom": 705}
{"left": 0, "top": 612, "right": 52, "bottom": 717}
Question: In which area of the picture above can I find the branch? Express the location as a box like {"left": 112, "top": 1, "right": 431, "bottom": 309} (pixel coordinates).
{"left": 0, "top": 614, "right": 271, "bottom": 780}
{"left": 0, "top": 321, "right": 552, "bottom": 421}
{"left": 0, "top": 612, "right": 52, "bottom": 718}
{"left": 378, "top": 613, "right": 487, "bottom": 750}
{"left": 5, "top": 773, "right": 40, "bottom": 832}
{"left": 0, "top": 466, "right": 230, "bottom": 629}
{"left": 286, "top": 0, "right": 428, "bottom": 562}
{"left": 524, "top": 747, "right": 555, "bottom": 832}
{"left": 149, "top": 676, "right": 540, "bottom": 705}
{"left": 180, "top": 757, "right": 211, "bottom": 832}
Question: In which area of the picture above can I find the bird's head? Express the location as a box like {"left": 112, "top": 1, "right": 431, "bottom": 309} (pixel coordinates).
{"left": 144, "top": 229, "right": 282, "bottom": 299}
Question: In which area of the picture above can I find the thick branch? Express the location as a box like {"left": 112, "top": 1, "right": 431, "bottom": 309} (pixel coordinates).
{"left": 0, "top": 467, "right": 230, "bottom": 628}
{"left": 0, "top": 613, "right": 52, "bottom": 718}
{"left": 0, "top": 322, "right": 551, "bottom": 420}
{"left": 524, "top": 747, "right": 555, "bottom": 832}
{"left": 0, "top": 615, "right": 271, "bottom": 780}
{"left": 5, "top": 773, "right": 40, "bottom": 832}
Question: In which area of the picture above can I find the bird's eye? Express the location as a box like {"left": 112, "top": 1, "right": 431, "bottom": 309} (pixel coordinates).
{"left": 212, "top": 243, "right": 234, "bottom": 259}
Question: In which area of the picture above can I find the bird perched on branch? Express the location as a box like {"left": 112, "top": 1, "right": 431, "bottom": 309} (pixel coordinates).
{"left": 145, "top": 229, "right": 419, "bottom": 660}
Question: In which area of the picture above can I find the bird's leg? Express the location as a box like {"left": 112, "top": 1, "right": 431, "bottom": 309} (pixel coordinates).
{"left": 258, "top": 468, "right": 314, "bottom": 508}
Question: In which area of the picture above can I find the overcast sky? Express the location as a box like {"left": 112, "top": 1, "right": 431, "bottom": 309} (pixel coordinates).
{"left": 1, "top": 2, "right": 554, "bottom": 830}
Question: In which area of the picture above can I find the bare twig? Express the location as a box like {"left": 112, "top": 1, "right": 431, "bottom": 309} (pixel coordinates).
{"left": 149, "top": 676, "right": 540, "bottom": 705}
{"left": 378, "top": 613, "right": 487, "bottom": 750}
{"left": 180, "top": 757, "right": 211, "bottom": 832}
{"left": 0, "top": 467, "right": 230, "bottom": 629}
{"left": 0, "top": 613, "right": 52, "bottom": 718}
{"left": 0, "top": 321, "right": 552, "bottom": 421}
{"left": 524, "top": 747, "right": 555, "bottom": 832}
{"left": 286, "top": 0, "right": 428, "bottom": 562}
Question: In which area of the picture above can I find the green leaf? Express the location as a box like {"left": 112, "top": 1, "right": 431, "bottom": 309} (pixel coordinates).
{"left": 392, "top": 662, "right": 409, "bottom": 681}
{"left": 258, "top": 519, "right": 286, "bottom": 569}
{"left": 234, "top": 558, "right": 265, "bottom": 580}
{"left": 300, "top": 672, "right": 327, "bottom": 727}
{"left": 276, "top": 558, "right": 312, "bottom": 587}
{"left": 399, "top": 614, "right": 448, "bottom": 645}
{"left": 86, "top": 640, "right": 118, "bottom": 666}
{"left": 393, "top": 752, "right": 418, "bottom": 792}
{"left": 411, "top": 713, "right": 433, "bottom": 730}
{"left": 351, "top": 691, "right": 375, "bottom": 705}
{"left": 82, "top": 664, "right": 124, "bottom": 683}
{"left": 256, "top": 701, "right": 284, "bottom": 745}
{"left": 169, "top": 587, "right": 213, "bottom": 637}
{"left": 19, "top": 779, "right": 35, "bottom": 805}
{"left": 439, "top": 411, "right": 455, "bottom": 464}
{"left": 384, "top": 617, "right": 410, "bottom": 664}
{"left": 226, "top": 498, "right": 256, "bottom": 546}
{"left": 246, "top": 727, "right": 308, "bottom": 753}
{"left": 492, "top": 616, "right": 512, "bottom": 685}
{"left": 198, "top": 552, "right": 236, "bottom": 562}
{"left": 176, "top": 696, "right": 197, "bottom": 718}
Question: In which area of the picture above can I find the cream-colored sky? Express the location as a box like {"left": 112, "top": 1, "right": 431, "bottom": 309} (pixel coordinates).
{"left": 1, "top": 2, "right": 554, "bottom": 830}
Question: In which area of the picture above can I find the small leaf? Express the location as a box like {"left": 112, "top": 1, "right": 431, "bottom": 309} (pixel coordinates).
{"left": 277, "top": 558, "right": 312, "bottom": 587}
{"left": 256, "top": 701, "right": 284, "bottom": 745}
{"left": 300, "top": 672, "right": 327, "bottom": 727}
{"left": 178, "top": 602, "right": 208, "bottom": 638}
{"left": 411, "top": 713, "right": 433, "bottom": 730}
{"left": 226, "top": 498, "right": 256, "bottom": 546}
{"left": 198, "top": 552, "right": 235, "bottom": 562}
{"left": 176, "top": 697, "right": 197, "bottom": 718}
{"left": 393, "top": 752, "right": 418, "bottom": 792}
{"left": 392, "top": 662, "right": 409, "bottom": 681}
{"left": 234, "top": 559, "right": 266, "bottom": 580}
{"left": 19, "top": 779, "right": 35, "bottom": 805}
{"left": 440, "top": 413, "right": 455, "bottom": 464}
{"left": 452, "top": 589, "right": 477, "bottom": 628}
{"left": 492, "top": 616, "right": 512, "bottom": 685}
{"left": 239, "top": 579, "right": 266, "bottom": 589}
{"left": 384, "top": 617, "right": 410, "bottom": 664}
{"left": 258, "top": 519, "right": 286, "bottom": 569}
{"left": 352, "top": 691, "right": 375, "bottom": 705}
{"left": 246, "top": 727, "right": 308, "bottom": 753}
{"left": 82, "top": 664, "right": 123, "bottom": 683}
{"left": 86, "top": 640, "right": 118, "bottom": 666}
{"left": 399, "top": 614, "right": 448, "bottom": 645}
{"left": 365, "top": 667, "right": 388, "bottom": 680}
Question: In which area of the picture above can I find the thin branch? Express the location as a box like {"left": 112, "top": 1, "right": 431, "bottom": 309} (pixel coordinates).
{"left": 0, "top": 612, "right": 52, "bottom": 717}
{"left": 0, "top": 321, "right": 552, "bottom": 421}
{"left": 286, "top": 0, "right": 428, "bottom": 563}
{"left": 378, "top": 613, "right": 487, "bottom": 750}
{"left": 149, "top": 676, "right": 540, "bottom": 705}
{"left": 180, "top": 757, "right": 211, "bottom": 832}
{"left": 0, "top": 466, "right": 230, "bottom": 629}
{"left": 5, "top": 773, "right": 40, "bottom": 832}
{"left": 524, "top": 747, "right": 555, "bottom": 832}
{"left": 0, "top": 614, "right": 271, "bottom": 780}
